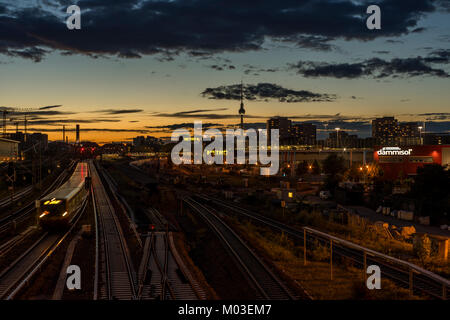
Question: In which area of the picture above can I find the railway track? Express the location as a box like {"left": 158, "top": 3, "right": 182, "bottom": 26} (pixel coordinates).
{"left": 0, "top": 186, "right": 33, "bottom": 208}
{"left": 0, "top": 227, "right": 35, "bottom": 258}
{"left": 0, "top": 196, "right": 88, "bottom": 300}
{"left": 91, "top": 161, "right": 136, "bottom": 300}
{"left": 184, "top": 197, "right": 296, "bottom": 300}
{"left": 197, "top": 194, "right": 450, "bottom": 300}
{"left": 0, "top": 161, "right": 77, "bottom": 236}
{"left": 146, "top": 207, "right": 178, "bottom": 231}
{"left": 138, "top": 229, "right": 205, "bottom": 300}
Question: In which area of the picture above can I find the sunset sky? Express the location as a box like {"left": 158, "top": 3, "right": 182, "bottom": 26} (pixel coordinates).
{"left": 0, "top": 0, "right": 449, "bottom": 144}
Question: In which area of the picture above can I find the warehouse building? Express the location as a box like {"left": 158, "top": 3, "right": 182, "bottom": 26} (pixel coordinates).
{"left": 374, "top": 145, "right": 450, "bottom": 180}
{"left": 0, "top": 138, "right": 20, "bottom": 162}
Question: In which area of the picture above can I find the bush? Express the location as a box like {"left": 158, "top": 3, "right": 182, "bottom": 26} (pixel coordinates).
{"left": 310, "top": 239, "right": 330, "bottom": 261}
{"left": 414, "top": 234, "right": 431, "bottom": 264}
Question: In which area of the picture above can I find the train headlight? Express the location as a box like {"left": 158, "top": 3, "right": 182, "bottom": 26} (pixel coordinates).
{"left": 39, "top": 211, "right": 49, "bottom": 218}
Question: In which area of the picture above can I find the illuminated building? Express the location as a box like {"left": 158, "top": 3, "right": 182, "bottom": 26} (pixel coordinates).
{"left": 372, "top": 117, "right": 422, "bottom": 146}
{"left": 292, "top": 123, "right": 316, "bottom": 145}
{"left": 267, "top": 116, "right": 292, "bottom": 144}
{"left": 0, "top": 138, "right": 20, "bottom": 162}
{"left": 372, "top": 117, "right": 398, "bottom": 146}
{"left": 374, "top": 145, "right": 450, "bottom": 180}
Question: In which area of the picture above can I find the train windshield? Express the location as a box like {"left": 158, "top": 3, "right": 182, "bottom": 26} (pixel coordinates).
{"left": 40, "top": 199, "right": 66, "bottom": 217}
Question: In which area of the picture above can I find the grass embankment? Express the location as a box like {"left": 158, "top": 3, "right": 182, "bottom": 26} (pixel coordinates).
{"left": 229, "top": 216, "right": 422, "bottom": 300}
{"left": 239, "top": 203, "right": 449, "bottom": 278}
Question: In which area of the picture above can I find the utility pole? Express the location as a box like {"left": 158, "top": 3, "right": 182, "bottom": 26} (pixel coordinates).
{"left": 24, "top": 115, "right": 28, "bottom": 142}
{"left": 2, "top": 110, "right": 8, "bottom": 136}
{"left": 39, "top": 141, "right": 42, "bottom": 190}
{"left": 7, "top": 162, "right": 15, "bottom": 204}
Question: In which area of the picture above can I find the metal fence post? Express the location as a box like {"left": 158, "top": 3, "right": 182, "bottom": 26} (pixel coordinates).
{"left": 330, "top": 239, "right": 333, "bottom": 281}
{"left": 409, "top": 267, "right": 413, "bottom": 297}
{"left": 363, "top": 251, "right": 367, "bottom": 281}
{"left": 303, "top": 228, "right": 307, "bottom": 266}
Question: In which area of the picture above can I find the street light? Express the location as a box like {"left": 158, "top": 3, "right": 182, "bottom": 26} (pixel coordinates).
{"left": 335, "top": 128, "right": 340, "bottom": 148}
{"left": 418, "top": 126, "right": 423, "bottom": 145}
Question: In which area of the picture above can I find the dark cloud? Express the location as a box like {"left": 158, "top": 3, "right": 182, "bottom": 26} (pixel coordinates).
{"left": 153, "top": 108, "right": 265, "bottom": 120}
{"left": 28, "top": 118, "right": 121, "bottom": 126}
{"left": 27, "top": 127, "right": 151, "bottom": 133}
{"left": 209, "top": 64, "right": 236, "bottom": 71}
{"left": 39, "top": 104, "right": 63, "bottom": 110}
{"left": 290, "top": 61, "right": 367, "bottom": 79}
{"left": 0, "top": 0, "right": 439, "bottom": 61}
{"left": 168, "top": 108, "right": 229, "bottom": 116}
{"left": 4, "top": 47, "right": 48, "bottom": 62}
{"left": 243, "top": 64, "right": 280, "bottom": 75}
{"left": 438, "top": 35, "right": 450, "bottom": 42}
{"left": 289, "top": 54, "right": 450, "bottom": 79}
{"left": 94, "top": 109, "right": 143, "bottom": 115}
{"left": 146, "top": 122, "right": 222, "bottom": 131}
{"left": 411, "top": 27, "right": 426, "bottom": 33}
{"left": 416, "top": 112, "right": 450, "bottom": 121}
{"left": 117, "top": 51, "right": 142, "bottom": 59}
{"left": 280, "top": 35, "right": 337, "bottom": 52}
{"left": 437, "top": 0, "right": 450, "bottom": 12}
{"left": 0, "top": 4, "right": 7, "bottom": 14}
{"left": 0, "top": 106, "right": 74, "bottom": 116}
{"left": 201, "top": 83, "right": 337, "bottom": 102}
{"left": 424, "top": 49, "right": 450, "bottom": 64}
{"left": 385, "top": 39, "right": 404, "bottom": 44}
{"left": 373, "top": 50, "right": 390, "bottom": 55}
{"left": 288, "top": 114, "right": 372, "bottom": 122}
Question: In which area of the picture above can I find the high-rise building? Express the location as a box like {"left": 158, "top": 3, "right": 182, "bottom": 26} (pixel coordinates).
{"left": 424, "top": 132, "right": 450, "bottom": 145}
{"left": 76, "top": 124, "right": 80, "bottom": 144}
{"left": 292, "top": 123, "right": 316, "bottom": 145}
{"left": 133, "top": 136, "right": 145, "bottom": 147}
{"left": 398, "top": 122, "right": 421, "bottom": 145}
{"left": 372, "top": 117, "right": 398, "bottom": 146}
{"left": 267, "top": 116, "right": 292, "bottom": 144}
{"left": 372, "top": 117, "right": 423, "bottom": 146}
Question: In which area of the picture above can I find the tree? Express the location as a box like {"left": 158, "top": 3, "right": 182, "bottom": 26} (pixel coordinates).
{"left": 322, "top": 154, "right": 346, "bottom": 191}
{"left": 346, "top": 164, "right": 362, "bottom": 182}
{"left": 312, "top": 159, "right": 321, "bottom": 174}
{"left": 410, "top": 164, "right": 450, "bottom": 223}
{"left": 296, "top": 160, "right": 308, "bottom": 176}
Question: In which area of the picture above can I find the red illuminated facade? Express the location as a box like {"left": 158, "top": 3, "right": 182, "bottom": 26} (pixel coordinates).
{"left": 374, "top": 145, "right": 450, "bottom": 180}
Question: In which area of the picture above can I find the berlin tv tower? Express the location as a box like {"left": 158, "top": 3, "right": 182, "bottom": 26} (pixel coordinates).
{"left": 238, "top": 81, "right": 245, "bottom": 130}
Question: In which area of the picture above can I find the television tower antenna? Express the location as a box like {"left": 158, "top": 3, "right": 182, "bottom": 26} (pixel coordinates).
{"left": 238, "top": 80, "right": 245, "bottom": 130}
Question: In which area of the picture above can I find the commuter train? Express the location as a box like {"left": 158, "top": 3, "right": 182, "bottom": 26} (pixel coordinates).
{"left": 37, "top": 162, "right": 90, "bottom": 229}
